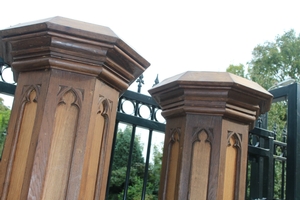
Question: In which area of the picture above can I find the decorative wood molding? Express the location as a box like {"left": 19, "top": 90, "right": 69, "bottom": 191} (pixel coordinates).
{"left": 21, "top": 84, "right": 41, "bottom": 103}
{"left": 1, "top": 17, "right": 150, "bottom": 93}
{"left": 149, "top": 71, "right": 272, "bottom": 200}
{"left": 0, "top": 17, "right": 148, "bottom": 200}
{"left": 192, "top": 127, "right": 213, "bottom": 144}
{"left": 163, "top": 127, "right": 180, "bottom": 199}
{"left": 94, "top": 95, "right": 112, "bottom": 199}
{"left": 42, "top": 90, "right": 80, "bottom": 200}
{"left": 5, "top": 87, "right": 39, "bottom": 199}
{"left": 57, "top": 86, "right": 83, "bottom": 108}
{"left": 189, "top": 128, "right": 213, "bottom": 200}
{"left": 223, "top": 130, "right": 243, "bottom": 200}
{"left": 227, "top": 131, "right": 242, "bottom": 149}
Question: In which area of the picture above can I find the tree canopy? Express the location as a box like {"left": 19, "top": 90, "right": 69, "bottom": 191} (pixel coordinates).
{"left": 0, "top": 97, "right": 10, "bottom": 156}
{"left": 226, "top": 63, "right": 246, "bottom": 78}
{"left": 248, "top": 29, "right": 300, "bottom": 89}
{"left": 107, "top": 125, "right": 163, "bottom": 200}
{"left": 227, "top": 29, "right": 298, "bottom": 200}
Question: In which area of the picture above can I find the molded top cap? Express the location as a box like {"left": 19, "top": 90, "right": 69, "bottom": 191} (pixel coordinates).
{"left": 149, "top": 71, "right": 273, "bottom": 121}
{"left": 0, "top": 17, "right": 150, "bottom": 92}
{"left": 151, "top": 71, "right": 269, "bottom": 95}
{"left": 1, "top": 16, "right": 118, "bottom": 42}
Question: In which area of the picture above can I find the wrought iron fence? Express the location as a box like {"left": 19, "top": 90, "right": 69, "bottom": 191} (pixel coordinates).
{"left": 0, "top": 58, "right": 16, "bottom": 96}
{"left": 105, "top": 76, "right": 166, "bottom": 200}
{"left": 246, "top": 83, "right": 300, "bottom": 200}
{"left": 247, "top": 117, "right": 287, "bottom": 200}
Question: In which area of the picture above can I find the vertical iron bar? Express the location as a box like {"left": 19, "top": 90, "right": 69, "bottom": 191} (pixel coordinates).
{"left": 122, "top": 124, "right": 137, "bottom": 200}
{"left": 281, "top": 161, "right": 285, "bottom": 199}
{"left": 281, "top": 128, "right": 287, "bottom": 199}
{"left": 267, "top": 131, "right": 274, "bottom": 200}
{"left": 105, "top": 120, "right": 120, "bottom": 199}
{"left": 245, "top": 160, "right": 250, "bottom": 199}
{"left": 123, "top": 98, "right": 140, "bottom": 199}
{"left": 286, "top": 83, "right": 300, "bottom": 200}
{"left": 141, "top": 129, "right": 153, "bottom": 200}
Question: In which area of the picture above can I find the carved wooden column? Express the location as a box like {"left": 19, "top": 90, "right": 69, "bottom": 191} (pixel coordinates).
{"left": 0, "top": 17, "right": 149, "bottom": 200}
{"left": 149, "top": 72, "right": 272, "bottom": 200}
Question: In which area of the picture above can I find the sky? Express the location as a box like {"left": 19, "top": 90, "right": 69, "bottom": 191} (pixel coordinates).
{"left": 1, "top": 0, "right": 300, "bottom": 97}
{"left": 1, "top": 0, "right": 300, "bottom": 161}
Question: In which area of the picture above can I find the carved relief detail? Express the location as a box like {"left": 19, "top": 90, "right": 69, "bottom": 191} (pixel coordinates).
{"left": 163, "top": 127, "right": 181, "bottom": 199}
{"left": 223, "top": 131, "right": 242, "bottom": 199}
{"left": 42, "top": 87, "right": 81, "bottom": 199}
{"left": 21, "top": 84, "right": 41, "bottom": 103}
{"left": 93, "top": 94, "right": 113, "bottom": 199}
{"left": 97, "top": 95, "right": 113, "bottom": 115}
{"left": 188, "top": 128, "right": 213, "bottom": 200}
{"left": 227, "top": 131, "right": 242, "bottom": 149}
{"left": 4, "top": 85, "right": 39, "bottom": 199}
{"left": 192, "top": 127, "right": 213, "bottom": 144}
{"left": 57, "top": 86, "right": 84, "bottom": 108}
{"left": 169, "top": 127, "right": 181, "bottom": 144}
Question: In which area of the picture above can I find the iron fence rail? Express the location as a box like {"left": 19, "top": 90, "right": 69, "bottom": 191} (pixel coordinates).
{"left": 106, "top": 89, "right": 165, "bottom": 200}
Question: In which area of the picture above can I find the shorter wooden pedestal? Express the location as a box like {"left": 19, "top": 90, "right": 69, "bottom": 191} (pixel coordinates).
{"left": 149, "top": 71, "right": 272, "bottom": 200}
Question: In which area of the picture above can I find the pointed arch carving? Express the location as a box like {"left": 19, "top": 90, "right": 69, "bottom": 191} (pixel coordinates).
{"left": 227, "top": 131, "right": 242, "bottom": 149}
{"left": 223, "top": 131, "right": 242, "bottom": 199}
{"left": 192, "top": 127, "right": 213, "bottom": 144}
{"left": 42, "top": 86, "right": 83, "bottom": 199}
{"left": 169, "top": 127, "right": 181, "bottom": 144}
{"left": 4, "top": 84, "right": 39, "bottom": 199}
{"left": 162, "top": 127, "right": 181, "bottom": 199}
{"left": 188, "top": 127, "right": 213, "bottom": 199}
{"left": 21, "top": 84, "right": 41, "bottom": 104}
{"left": 97, "top": 95, "right": 113, "bottom": 116}
{"left": 56, "top": 86, "right": 84, "bottom": 109}
{"left": 94, "top": 94, "right": 114, "bottom": 199}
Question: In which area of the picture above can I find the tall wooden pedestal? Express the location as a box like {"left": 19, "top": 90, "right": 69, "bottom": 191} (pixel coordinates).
{"left": 0, "top": 17, "right": 149, "bottom": 200}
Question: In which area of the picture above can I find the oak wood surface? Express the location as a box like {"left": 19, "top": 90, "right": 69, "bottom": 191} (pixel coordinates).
{"left": 149, "top": 71, "right": 272, "bottom": 200}
{"left": 0, "top": 17, "right": 148, "bottom": 200}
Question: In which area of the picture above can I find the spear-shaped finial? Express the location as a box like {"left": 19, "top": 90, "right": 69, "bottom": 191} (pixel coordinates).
{"left": 136, "top": 74, "right": 144, "bottom": 93}
{"left": 153, "top": 74, "right": 159, "bottom": 87}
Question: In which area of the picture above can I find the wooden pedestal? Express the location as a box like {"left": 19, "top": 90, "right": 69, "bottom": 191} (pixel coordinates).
{"left": 149, "top": 71, "right": 272, "bottom": 200}
{"left": 0, "top": 17, "right": 149, "bottom": 200}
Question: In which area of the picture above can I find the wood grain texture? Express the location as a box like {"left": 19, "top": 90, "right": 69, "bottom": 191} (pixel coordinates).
{"left": 1, "top": 17, "right": 150, "bottom": 93}
{"left": 149, "top": 72, "right": 272, "bottom": 200}
{"left": 78, "top": 96, "right": 106, "bottom": 200}
{"left": 7, "top": 89, "right": 37, "bottom": 200}
{"left": 223, "top": 136, "right": 238, "bottom": 200}
{"left": 165, "top": 128, "right": 180, "bottom": 200}
{"left": 0, "top": 17, "right": 148, "bottom": 200}
{"left": 189, "top": 130, "right": 211, "bottom": 200}
{"left": 220, "top": 120, "right": 248, "bottom": 200}
{"left": 78, "top": 84, "right": 116, "bottom": 200}
{"left": 42, "top": 90, "right": 79, "bottom": 200}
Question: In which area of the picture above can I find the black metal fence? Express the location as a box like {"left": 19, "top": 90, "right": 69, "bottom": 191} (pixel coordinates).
{"left": 105, "top": 79, "right": 166, "bottom": 200}
{"left": 247, "top": 118, "right": 287, "bottom": 199}
{"left": 246, "top": 83, "right": 300, "bottom": 200}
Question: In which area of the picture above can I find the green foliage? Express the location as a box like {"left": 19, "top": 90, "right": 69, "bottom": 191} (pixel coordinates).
{"left": 111, "top": 126, "right": 144, "bottom": 172}
{"left": 267, "top": 101, "right": 287, "bottom": 199}
{"left": 146, "top": 145, "right": 162, "bottom": 196}
{"left": 228, "top": 30, "right": 296, "bottom": 199}
{"left": 107, "top": 126, "right": 163, "bottom": 200}
{"left": 0, "top": 97, "right": 10, "bottom": 156}
{"left": 246, "top": 30, "right": 295, "bottom": 198}
{"left": 248, "top": 29, "right": 300, "bottom": 89}
{"left": 226, "top": 63, "right": 246, "bottom": 78}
